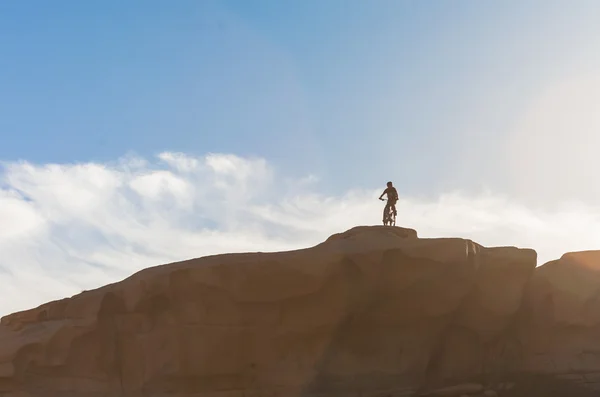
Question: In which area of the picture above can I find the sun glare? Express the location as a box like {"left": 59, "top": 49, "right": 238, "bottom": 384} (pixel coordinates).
{"left": 507, "top": 74, "right": 600, "bottom": 203}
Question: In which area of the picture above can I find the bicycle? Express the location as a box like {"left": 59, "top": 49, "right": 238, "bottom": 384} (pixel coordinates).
{"left": 379, "top": 198, "right": 396, "bottom": 226}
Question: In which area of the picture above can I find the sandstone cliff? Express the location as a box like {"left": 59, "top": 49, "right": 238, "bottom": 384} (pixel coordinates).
{"left": 1, "top": 226, "right": 599, "bottom": 397}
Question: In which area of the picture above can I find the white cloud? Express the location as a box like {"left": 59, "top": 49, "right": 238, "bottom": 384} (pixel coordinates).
{"left": 0, "top": 190, "right": 44, "bottom": 239}
{"left": 1, "top": 152, "right": 600, "bottom": 317}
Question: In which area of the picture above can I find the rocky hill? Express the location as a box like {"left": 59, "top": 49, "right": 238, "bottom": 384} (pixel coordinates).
{"left": 1, "top": 226, "right": 600, "bottom": 397}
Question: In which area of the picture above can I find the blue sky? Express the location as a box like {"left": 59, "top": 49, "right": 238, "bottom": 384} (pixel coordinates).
{"left": 3, "top": 1, "right": 600, "bottom": 315}
{"left": 4, "top": 1, "right": 600, "bottom": 197}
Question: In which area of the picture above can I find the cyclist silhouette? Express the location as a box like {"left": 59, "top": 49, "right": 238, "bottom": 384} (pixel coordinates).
{"left": 378, "top": 181, "right": 398, "bottom": 224}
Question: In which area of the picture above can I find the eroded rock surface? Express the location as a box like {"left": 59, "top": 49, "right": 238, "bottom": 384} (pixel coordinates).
{"left": 0, "top": 226, "right": 598, "bottom": 396}
{"left": 516, "top": 251, "right": 600, "bottom": 391}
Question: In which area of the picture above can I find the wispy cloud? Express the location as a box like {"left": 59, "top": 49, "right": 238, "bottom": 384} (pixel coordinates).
{"left": 1, "top": 152, "right": 599, "bottom": 316}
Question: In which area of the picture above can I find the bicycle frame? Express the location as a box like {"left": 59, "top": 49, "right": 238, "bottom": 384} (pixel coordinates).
{"left": 380, "top": 198, "right": 396, "bottom": 226}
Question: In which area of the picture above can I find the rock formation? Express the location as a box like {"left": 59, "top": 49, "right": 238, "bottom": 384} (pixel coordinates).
{"left": 1, "top": 225, "right": 600, "bottom": 397}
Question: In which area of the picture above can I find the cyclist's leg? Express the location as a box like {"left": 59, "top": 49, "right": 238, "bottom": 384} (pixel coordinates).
{"left": 383, "top": 201, "right": 391, "bottom": 222}
{"left": 391, "top": 201, "right": 397, "bottom": 216}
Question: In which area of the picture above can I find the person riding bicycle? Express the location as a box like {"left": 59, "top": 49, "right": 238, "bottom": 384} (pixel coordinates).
{"left": 379, "top": 181, "right": 398, "bottom": 223}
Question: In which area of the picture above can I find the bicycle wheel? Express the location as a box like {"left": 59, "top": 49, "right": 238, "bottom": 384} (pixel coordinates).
{"left": 383, "top": 208, "right": 392, "bottom": 226}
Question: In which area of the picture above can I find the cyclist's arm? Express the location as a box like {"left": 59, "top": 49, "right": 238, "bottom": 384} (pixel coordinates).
{"left": 378, "top": 189, "right": 387, "bottom": 200}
